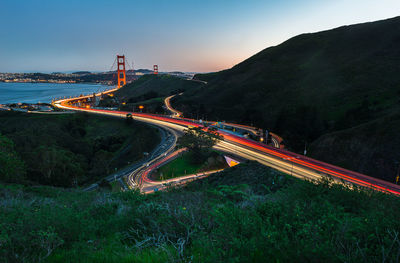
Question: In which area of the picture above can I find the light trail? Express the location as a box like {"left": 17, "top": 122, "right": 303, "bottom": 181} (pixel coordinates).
{"left": 164, "top": 94, "right": 183, "bottom": 118}
{"left": 164, "top": 94, "right": 280, "bottom": 148}
{"left": 53, "top": 94, "right": 400, "bottom": 196}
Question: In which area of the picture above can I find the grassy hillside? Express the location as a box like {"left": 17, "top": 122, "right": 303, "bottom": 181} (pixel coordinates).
{"left": 174, "top": 16, "right": 400, "bottom": 182}
{"left": 1, "top": 162, "right": 400, "bottom": 262}
{"left": 151, "top": 151, "right": 227, "bottom": 181}
{"left": 99, "top": 74, "right": 204, "bottom": 114}
{"left": 0, "top": 112, "right": 160, "bottom": 187}
{"left": 115, "top": 74, "right": 204, "bottom": 103}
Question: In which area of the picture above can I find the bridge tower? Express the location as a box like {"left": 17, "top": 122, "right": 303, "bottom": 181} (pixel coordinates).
{"left": 153, "top": 65, "right": 158, "bottom": 75}
{"left": 117, "top": 55, "right": 126, "bottom": 88}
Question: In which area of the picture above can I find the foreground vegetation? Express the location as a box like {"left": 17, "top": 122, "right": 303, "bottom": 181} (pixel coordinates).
{"left": 174, "top": 16, "right": 400, "bottom": 182}
{"left": 1, "top": 162, "right": 399, "bottom": 262}
{"left": 0, "top": 111, "right": 160, "bottom": 187}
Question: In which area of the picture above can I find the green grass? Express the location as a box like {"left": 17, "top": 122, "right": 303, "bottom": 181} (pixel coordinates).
{"left": 109, "top": 181, "right": 123, "bottom": 192}
{"left": 153, "top": 152, "right": 203, "bottom": 180}
{"left": 1, "top": 162, "right": 400, "bottom": 262}
{"left": 153, "top": 151, "right": 228, "bottom": 181}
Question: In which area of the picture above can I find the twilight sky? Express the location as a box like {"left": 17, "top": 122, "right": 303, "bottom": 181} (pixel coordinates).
{"left": 1, "top": 0, "right": 399, "bottom": 73}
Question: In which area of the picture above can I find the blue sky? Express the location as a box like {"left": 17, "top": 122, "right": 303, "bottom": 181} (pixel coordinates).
{"left": 0, "top": 0, "right": 399, "bottom": 73}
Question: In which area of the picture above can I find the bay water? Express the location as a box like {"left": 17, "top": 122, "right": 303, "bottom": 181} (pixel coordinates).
{"left": 0, "top": 82, "right": 112, "bottom": 104}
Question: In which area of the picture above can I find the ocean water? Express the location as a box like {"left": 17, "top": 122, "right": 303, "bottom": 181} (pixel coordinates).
{"left": 0, "top": 82, "right": 112, "bottom": 104}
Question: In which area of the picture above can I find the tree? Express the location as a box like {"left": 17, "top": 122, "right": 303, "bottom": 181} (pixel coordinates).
{"left": 0, "top": 133, "right": 26, "bottom": 183}
{"left": 125, "top": 113, "right": 133, "bottom": 125}
{"left": 30, "top": 145, "right": 84, "bottom": 187}
{"left": 177, "top": 127, "right": 222, "bottom": 164}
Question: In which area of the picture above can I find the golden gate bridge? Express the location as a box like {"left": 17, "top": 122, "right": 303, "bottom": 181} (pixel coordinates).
{"left": 52, "top": 54, "right": 159, "bottom": 107}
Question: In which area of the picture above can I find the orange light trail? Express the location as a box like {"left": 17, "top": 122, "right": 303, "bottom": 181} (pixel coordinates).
{"left": 54, "top": 96, "right": 400, "bottom": 196}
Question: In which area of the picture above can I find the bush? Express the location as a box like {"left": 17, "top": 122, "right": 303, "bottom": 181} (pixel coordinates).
{"left": 0, "top": 133, "right": 26, "bottom": 183}
{"left": 1, "top": 163, "right": 400, "bottom": 262}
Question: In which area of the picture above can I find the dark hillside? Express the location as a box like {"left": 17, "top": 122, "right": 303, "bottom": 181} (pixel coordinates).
{"left": 115, "top": 74, "right": 204, "bottom": 103}
{"left": 99, "top": 74, "right": 204, "bottom": 113}
{"left": 174, "top": 16, "right": 400, "bottom": 182}
{"left": 0, "top": 112, "right": 159, "bottom": 187}
{"left": 308, "top": 109, "right": 400, "bottom": 182}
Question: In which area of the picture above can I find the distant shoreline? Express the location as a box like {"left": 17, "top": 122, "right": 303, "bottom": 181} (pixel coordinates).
{"left": 0, "top": 80, "right": 113, "bottom": 86}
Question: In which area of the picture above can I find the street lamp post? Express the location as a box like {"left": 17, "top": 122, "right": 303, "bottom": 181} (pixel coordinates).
{"left": 304, "top": 141, "right": 307, "bottom": 156}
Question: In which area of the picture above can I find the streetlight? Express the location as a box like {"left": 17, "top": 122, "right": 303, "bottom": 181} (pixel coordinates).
{"left": 304, "top": 141, "right": 307, "bottom": 156}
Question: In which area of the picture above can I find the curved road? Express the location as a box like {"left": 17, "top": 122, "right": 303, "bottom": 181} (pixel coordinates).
{"left": 53, "top": 93, "right": 400, "bottom": 196}
{"left": 164, "top": 94, "right": 280, "bottom": 148}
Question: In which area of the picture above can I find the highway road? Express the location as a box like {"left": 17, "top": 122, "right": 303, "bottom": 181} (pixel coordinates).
{"left": 164, "top": 94, "right": 281, "bottom": 148}
{"left": 53, "top": 94, "right": 400, "bottom": 196}
{"left": 126, "top": 127, "right": 181, "bottom": 191}
{"left": 164, "top": 94, "right": 183, "bottom": 118}
{"left": 128, "top": 147, "right": 222, "bottom": 194}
